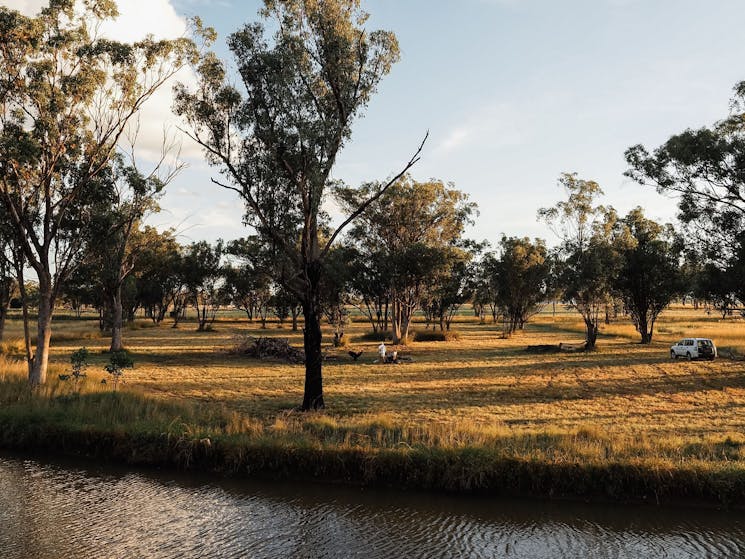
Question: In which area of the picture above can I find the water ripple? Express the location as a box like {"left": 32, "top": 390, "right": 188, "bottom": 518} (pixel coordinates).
{"left": 1, "top": 456, "right": 745, "bottom": 559}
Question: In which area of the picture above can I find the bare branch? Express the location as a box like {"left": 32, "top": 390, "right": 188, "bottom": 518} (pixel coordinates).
{"left": 322, "top": 131, "right": 428, "bottom": 257}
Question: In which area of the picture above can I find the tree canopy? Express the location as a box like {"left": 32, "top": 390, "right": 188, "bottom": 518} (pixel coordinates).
{"left": 0, "top": 1, "right": 198, "bottom": 384}
{"left": 174, "top": 0, "right": 424, "bottom": 409}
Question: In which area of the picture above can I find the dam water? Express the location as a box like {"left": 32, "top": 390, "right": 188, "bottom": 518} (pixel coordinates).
{"left": 1, "top": 454, "right": 744, "bottom": 558}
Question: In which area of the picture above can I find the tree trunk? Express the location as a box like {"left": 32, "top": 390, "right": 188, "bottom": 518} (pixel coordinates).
{"left": 29, "top": 292, "right": 53, "bottom": 385}
{"left": 16, "top": 269, "right": 32, "bottom": 372}
{"left": 638, "top": 313, "right": 653, "bottom": 344}
{"left": 0, "top": 278, "right": 10, "bottom": 342}
{"left": 157, "top": 304, "right": 167, "bottom": 324}
{"left": 585, "top": 319, "right": 598, "bottom": 349}
{"left": 196, "top": 302, "right": 206, "bottom": 331}
{"left": 391, "top": 298, "right": 403, "bottom": 344}
{"left": 391, "top": 318, "right": 402, "bottom": 344}
{"left": 291, "top": 307, "right": 299, "bottom": 331}
{"left": 0, "top": 299, "right": 7, "bottom": 343}
{"left": 301, "top": 299, "right": 324, "bottom": 410}
{"left": 400, "top": 311, "right": 412, "bottom": 345}
{"left": 110, "top": 285, "right": 124, "bottom": 352}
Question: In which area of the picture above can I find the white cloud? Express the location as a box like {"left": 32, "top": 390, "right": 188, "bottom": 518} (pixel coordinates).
{"left": 3, "top": 0, "right": 187, "bottom": 40}
{"left": 433, "top": 102, "right": 540, "bottom": 156}
{"left": 3, "top": 0, "right": 200, "bottom": 164}
{"left": 2, "top": 0, "right": 46, "bottom": 14}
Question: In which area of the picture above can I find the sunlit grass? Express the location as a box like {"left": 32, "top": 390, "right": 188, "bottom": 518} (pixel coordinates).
{"left": 1, "top": 304, "right": 744, "bottom": 500}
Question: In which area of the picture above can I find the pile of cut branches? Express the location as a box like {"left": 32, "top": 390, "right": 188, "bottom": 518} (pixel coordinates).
{"left": 231, "top": 336, "right": 305, "bottom": 364}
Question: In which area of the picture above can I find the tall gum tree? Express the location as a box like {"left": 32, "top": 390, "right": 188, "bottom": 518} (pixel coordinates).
{"left": 174, "top": 0, "right": 426, "bottom": 410}
{"left": 0, "top": 1, "right": 200, "bottom": 384}
{"left": 336, "top": 176, "right": 476, "bottom": 344}
{"left": 539, "top": 173, "right": 618, "bottom": 349}
{"left": 89, "top": 146, "right": 181, "bottom": 352}
{"left": 613, "top": 208, "right": 684, "bottom": 344}
{"left": 625, "top": 81, "right": 745, "bottom": 259}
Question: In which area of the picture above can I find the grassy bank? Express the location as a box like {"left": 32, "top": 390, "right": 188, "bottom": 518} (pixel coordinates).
{"left": 1, "top": 305, "right": 745, "bottom": 505}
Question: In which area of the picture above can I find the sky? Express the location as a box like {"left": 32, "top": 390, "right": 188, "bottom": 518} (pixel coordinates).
{"left": 6, "top": 0, "right": 745, "bottom": 247}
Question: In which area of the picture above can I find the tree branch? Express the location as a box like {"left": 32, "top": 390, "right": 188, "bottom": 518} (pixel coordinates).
{"left": 322, "top": 131, "right": 428, "bottom": 257}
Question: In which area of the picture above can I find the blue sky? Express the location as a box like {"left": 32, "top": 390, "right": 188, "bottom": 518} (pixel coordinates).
{"left": 158, "top": 0, "right": 745, "bottom": 246}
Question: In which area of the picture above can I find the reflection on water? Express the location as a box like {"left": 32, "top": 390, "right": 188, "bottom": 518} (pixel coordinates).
{"left": 1, "top": 454, "right": 744, "bottom": 559}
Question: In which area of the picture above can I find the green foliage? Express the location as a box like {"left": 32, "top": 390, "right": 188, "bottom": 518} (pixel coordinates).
{"left": 625, "top": 80, "right": 745, "bottom": 259}
{"left": 337, "top": 177, "right": 477, "bottom": 344}
{"left": 490, "top": 236, "right": 551, "bottom": 334}
{"left": 539, "top": 174, "right": 618, "bottom": 348}
{"left": 104, "top": 350, "right": 134, "bottom": 389}
{"left": 135, "top": 227, "right": 185, "bottom": 325}
{"left": 174, "top": 0, "right": 413, "bottom": 409}
{"left": 357, "top": 330, "right": 391, "bottom": 342}
{"left": 182, "top": 241, "right": 225, "bottom": 331}
{"left": 412, "top": 330, "right": 460, "bottom": 342}
{"left": 70, "top": 347, "right": 90, "bottom": 382}
{"left": 0, "top": 1, "right": 200, "bottom": 383}
{"left": 694, "top": 264, "right": 738, "bottom": 318}
{"left": 613, "top": 208, "right": 684, "bottom": 343}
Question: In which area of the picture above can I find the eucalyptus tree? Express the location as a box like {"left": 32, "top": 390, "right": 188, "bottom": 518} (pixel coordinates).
{"left": 222, "top": 264, "right": 271, "bottom": 323}
{"left": 347, "top": 247, "right": 390, "bottom": 333}
{"left": 625, "top": 81, "right": 745, "bottom": 261}
{"left": 88, "top": 157, "right": 176, "bottom": 351}
{"left": 539, "top": 173, "right": 618, "bottom": 349}
{"left": 473, "top": 253, "right": 501, "bottom": 324}
{"left": 174, "top": 0, "right": 425, "bottom": 409}
{"left": 338, "top": 177, "right": 476, "bottom": 344}
{"left": 613, "top": 208, "right": 684, "bottom": 343}
{"left": 421, "top": 247, "right": 476, "bottom": 332}
{"left": 0, "top": 2, "right": 199, "bottom": 384}
{"left": 182, "top": 241, "right": 225, "bottom": 332}
{"left": 271, "top": 287, "right": 302, "bottom": 330}
{"left": 135, "top": 227, "right": 184, "bottom": 325}
{"left": 694, "top": 263, "right": 738, "bottom": 318}
{"left": 319, "top": 245, "right": 357, "bottom": 345}
{"left": 224, "top": 237, "right": 279, "bottom": 328}
{"left": 493, "top": 236, "right": 550, "bottom": 335}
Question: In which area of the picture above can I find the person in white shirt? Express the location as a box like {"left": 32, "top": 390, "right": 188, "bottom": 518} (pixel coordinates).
{"left": 378, "top": 342, "right": 387, "bottom": 363}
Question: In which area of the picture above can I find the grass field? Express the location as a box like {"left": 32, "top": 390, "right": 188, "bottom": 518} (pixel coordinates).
{"left": 1, "top": 304, "right": 745, "bottom": 504}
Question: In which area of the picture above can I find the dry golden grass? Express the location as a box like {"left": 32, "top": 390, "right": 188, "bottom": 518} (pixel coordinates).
{"left": 2, "top": 304, "right": 745, "bottom": 474}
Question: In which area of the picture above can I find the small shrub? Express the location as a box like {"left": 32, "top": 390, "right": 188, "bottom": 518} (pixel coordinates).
{"left": 413, "top": 330, "right": 460, "bottom": 342}
{"left": 70, "top": 347, "right": 89, "bottom": 384}
{"left": 104, "top": 350, "right": 134, "bottom": 390}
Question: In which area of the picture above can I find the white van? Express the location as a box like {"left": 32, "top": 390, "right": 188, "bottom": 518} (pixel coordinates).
{"left": 670, "top": 338, "right": 717, "bottom": 360}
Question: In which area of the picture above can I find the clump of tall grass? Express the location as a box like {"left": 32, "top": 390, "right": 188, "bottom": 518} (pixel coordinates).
{"left": 356, "top": 330, "right": 391, "bottom": 342}
{"left": 0, "top": 338, "right": 26, "bottom": 358}
{"left": 412, "top": 330, "right": 460, "bottom": 342}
